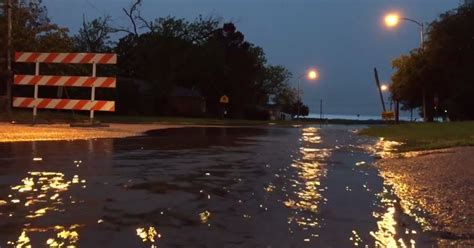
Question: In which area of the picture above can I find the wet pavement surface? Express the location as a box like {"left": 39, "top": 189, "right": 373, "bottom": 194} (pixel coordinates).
{"left": 375, "top": 147, "right": 474, "bottom": 247}
{"left": 0, "top": 126, "right": 435, "bottom": 247}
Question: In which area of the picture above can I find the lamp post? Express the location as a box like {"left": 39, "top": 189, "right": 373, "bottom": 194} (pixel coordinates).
{"left": 385, "top": 14, "right": 424, "bottom": 49}
{"left": 384, "top": 13, "right": 427, "bottom": 121}
{"left": 296, "top": 69, "right": 318, "bottom": 119}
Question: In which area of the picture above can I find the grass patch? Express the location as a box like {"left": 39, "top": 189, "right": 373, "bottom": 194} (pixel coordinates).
{"left": 360, "top": 121, "right": 474, "bottom": 151}
{"left": 0, "top": 110, "right": 315, "bottom": 126}
{"left": 0, "top": 110, "right": 88, "bottom": 123}
{"left": 98, "top": 115, "right": 287, "bottom": 126}
{"left": 1, "top": 110, "right": 391, "bottom": 126}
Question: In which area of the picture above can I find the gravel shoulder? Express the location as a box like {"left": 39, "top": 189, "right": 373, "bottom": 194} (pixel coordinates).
{"left": 0, "top": 123, "right": 183, "bottom": 142}
{"left": 375, "top": 147, "right": 474, "bottom": 247}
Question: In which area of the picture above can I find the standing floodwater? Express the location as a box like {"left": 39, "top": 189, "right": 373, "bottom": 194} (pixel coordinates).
{"left": 0, "top": 126, "right": 434, "bottom": 247}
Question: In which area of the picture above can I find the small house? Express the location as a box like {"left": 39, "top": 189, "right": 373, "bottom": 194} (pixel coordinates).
{"left": 167, "top": 87, "right": 206, "bottom": 117}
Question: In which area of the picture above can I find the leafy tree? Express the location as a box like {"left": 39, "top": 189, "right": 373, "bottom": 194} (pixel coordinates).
{"left": 0, "top": 0, "right": 303, "bottom": 119}
{"left": 291, "top": 100, "right": 309, "bottom": 118}
{"left": 274, "top": 86, "right": 298, "bottom": 114}
{"left": 0, "top": 0, "right": 73, "bottom": 53}
{"left": 391, "top": 4, "right": 474, "bottom": 120}
{"left": 74, "top": 16, "right": 113, "bottom": 53}
{"left": 300, "top": 104, "right": 310, "bottom": 117}
{"left": 391, "top": 52, "right": 425, "bottom": 112}
{"left": 0, "top": 0, "right": 74, "bottom": 101}
{"left": 115, "top": 16, "right": 223, "bottom": 115}
{"left": 262, "top": 65, "right": 299, "bottom": 114}
{"left": 205, "top": 22, "right": 264, "bottom": 117}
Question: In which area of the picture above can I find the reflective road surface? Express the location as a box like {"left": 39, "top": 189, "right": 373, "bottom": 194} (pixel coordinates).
{"left": 0, "top": 126, "right": 435, "bottom": 247}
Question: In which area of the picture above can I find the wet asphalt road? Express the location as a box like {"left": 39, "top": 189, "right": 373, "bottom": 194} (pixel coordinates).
{"left": 0, "top": 126, "right": 434, "bottom": 247}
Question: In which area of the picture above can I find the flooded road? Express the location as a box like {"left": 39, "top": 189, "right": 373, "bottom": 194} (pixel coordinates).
{"left": 0, "top": 126, "right": 434, "bottom": 247}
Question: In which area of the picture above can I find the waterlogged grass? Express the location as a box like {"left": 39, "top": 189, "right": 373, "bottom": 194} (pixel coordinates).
{"left": 100, "top": 115, "right": 279, "bottom": 126}
{"left": 0, "top": 110, "right": 305, "bottom": 126}
{"left": 1, "top": 110, "right": 384, "bottom": 126}
{"left": 361, "top": 121, "right": 474, "bottom": 151}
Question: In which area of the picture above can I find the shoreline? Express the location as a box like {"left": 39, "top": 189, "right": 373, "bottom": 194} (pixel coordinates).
{"left": 375, "top": 147, "right": 474, "bottom": 246}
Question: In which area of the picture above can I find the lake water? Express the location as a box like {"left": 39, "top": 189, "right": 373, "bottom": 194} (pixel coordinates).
{"left": 307, "top": 113, "right": 416, "bottom": 121}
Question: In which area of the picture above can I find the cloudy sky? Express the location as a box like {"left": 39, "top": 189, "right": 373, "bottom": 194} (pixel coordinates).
{"left": 44, "top": 0, "right": 460, "bottom": 116}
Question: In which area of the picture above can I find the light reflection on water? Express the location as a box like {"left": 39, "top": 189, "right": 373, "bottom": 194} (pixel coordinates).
{"left": 367, "top": 136, "right": 434, "bottom": 248}
{"left": 378, "top": 172, "right": 431, "bottom": 232}
{"left": 8, "top": 171, "right": 86, "bottom": 218}
{"left": 370, "top": 187, "right": 418, "bottom": 248}
{"left": 4, "top": 171, "right": 86, "bottom": 247}
{"left": 136, "top": 226, "right": 160, "bottom": 248}
{"left": 7, "top": 225, "right": 81, "bottom": 248}
{"left": 283, "top": 127, "right": 330, "bottom": 241}
{"left": 369, "top": 138, "right": 403, "bottom": 159}
{"left": 370, "top": 137, "right": 432, "bottom": 233}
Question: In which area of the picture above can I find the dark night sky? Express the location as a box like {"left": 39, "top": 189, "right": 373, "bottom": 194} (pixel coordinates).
{"left": 44, "top": 0, "right": 459, "bottom": 116}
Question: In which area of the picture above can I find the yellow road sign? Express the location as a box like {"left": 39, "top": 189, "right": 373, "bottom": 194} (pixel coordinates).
{"left": 382, "top": 111, "right": 395, "bottom": 120}
{"left": 220, "top": 95, "right": 229, "bottom": 104}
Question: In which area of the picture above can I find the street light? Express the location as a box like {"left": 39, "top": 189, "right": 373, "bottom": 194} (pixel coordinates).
{"left": 380, "top": 83, "right": 393, "bottom": 111}
{"left": 296, "top": 68, "right": 318, "bottom": 119}
{"left": 308, "top": 70, "right": 318, "bottom": 80}
{"left": 384, "top": 12, "right": 427, "bottom": 121}
{"left": 384, "top": 13, "right": 424, "bottom": 48}
{"left": 384, "top": 14, "right": 400, "bottom": 27}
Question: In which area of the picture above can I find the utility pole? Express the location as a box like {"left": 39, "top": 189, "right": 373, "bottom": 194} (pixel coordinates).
{"left": 5, "top": 0, "right": 12, "bottom": 115}
{"left": 297, "top": 78, "right": 300, "bottom": 120}
{"left": 420, "top": 23, "right": 427, "bottom": 122}
{"left": 395, "top": 101, "right": 400, "bottom": 123}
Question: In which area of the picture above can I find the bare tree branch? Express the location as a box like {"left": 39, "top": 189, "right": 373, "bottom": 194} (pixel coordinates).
{"left": 122, "top": 0, "right": 142, "bottom": 37}
{"left": 137, "top": 15, "right": 155, "bottom": 32}
{"left": 110, "top": 27, "right": 135, "bottom": 35}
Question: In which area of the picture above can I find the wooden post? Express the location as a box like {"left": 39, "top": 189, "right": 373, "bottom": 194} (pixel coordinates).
{"left": 90, "top": 63, "right": 96, "bottom": 123}
{"left": 33, "top": 62, "right": 39, "bottom": 124}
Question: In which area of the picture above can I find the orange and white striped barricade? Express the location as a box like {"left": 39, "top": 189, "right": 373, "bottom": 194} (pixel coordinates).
{"left": 13, "top": 52, "right": 117, "bottom": 122}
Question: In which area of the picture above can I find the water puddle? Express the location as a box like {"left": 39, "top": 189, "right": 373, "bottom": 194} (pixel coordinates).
{"left": 0, "top": 126, "right": 435, "bottom": 247}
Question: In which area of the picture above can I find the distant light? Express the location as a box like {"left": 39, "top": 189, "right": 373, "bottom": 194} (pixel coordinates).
{"left": 380, "top": 84, "right": 389, "bottom": 91}
{"left": 307, "top": 70, "right": 318, "bottom": 80}
{"left": 33, "top": 157, "right": 43, "bottom": 161}
{"left": 385, "top": 13, "right": 400, "bottom": 27}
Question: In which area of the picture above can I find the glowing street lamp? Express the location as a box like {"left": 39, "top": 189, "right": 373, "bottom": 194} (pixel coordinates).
{"left": 380, "top": 84, "right": 392, "bottom": 111}
{"left": 383, "top": 12, "right": 424, "bottom": 48}
{"left": 307, "top": 69, "right": 318, "bottom": 80}
{"left": 384, "top": 14, "right": 400, "bottom": 27}
{"left": 383, "top": 12, "right": 427, "bottom": 121}
{"left": 296, "top": 68, "right": 319, "bottom": 119}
